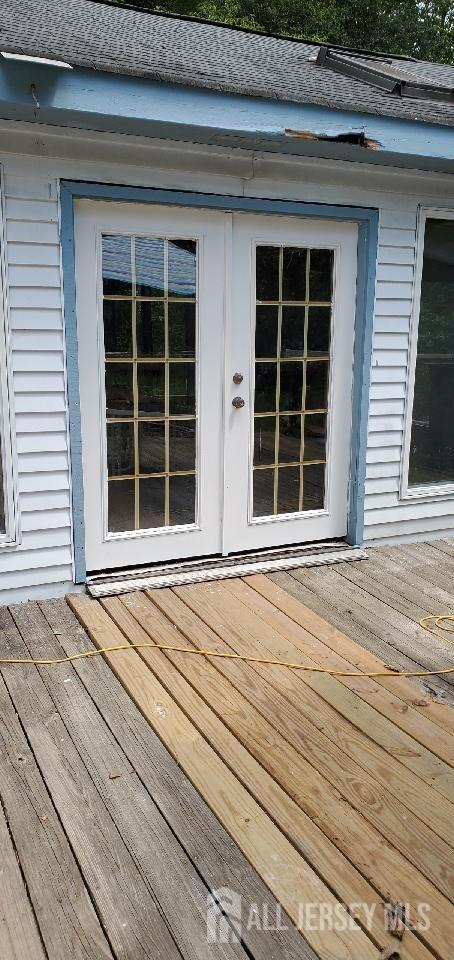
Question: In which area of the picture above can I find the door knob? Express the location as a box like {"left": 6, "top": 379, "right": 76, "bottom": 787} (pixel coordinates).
{"left": 233, "top": 372, "right": 243, "bottom": 384}
{"left": 232, "top": 396, "right": 245, "bottom": 409}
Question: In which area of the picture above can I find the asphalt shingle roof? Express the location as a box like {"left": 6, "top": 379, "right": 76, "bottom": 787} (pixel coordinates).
{"left": 1, "top": 0, "right": 454, "bottom": 127}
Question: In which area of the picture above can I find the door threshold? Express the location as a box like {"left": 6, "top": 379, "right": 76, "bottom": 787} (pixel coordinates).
{"left": 86, "top": 542, "right": 367, "bottom": 598}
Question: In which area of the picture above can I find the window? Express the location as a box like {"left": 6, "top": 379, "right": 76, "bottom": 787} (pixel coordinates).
{"left": 0, "top": 175, "right": 17, "bottom": 545}
{"left": 406, "top": 213, "right": 454, "bottom": 493}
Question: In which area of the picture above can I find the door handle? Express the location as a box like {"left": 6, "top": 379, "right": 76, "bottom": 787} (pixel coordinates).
{"left": 232, "top": 396, "right": 245, "bottom": 409}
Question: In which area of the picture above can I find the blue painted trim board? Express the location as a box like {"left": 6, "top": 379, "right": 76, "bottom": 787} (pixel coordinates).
{"left": 60, "top": 181, "right": 378, "bottom": 579}
{"left": 2, "top": 61, "right": 454, "bottom": 173}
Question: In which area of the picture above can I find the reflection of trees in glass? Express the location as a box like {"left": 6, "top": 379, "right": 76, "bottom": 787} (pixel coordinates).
{"left": 409, "top": 218, "right": 454, "bottom": 486}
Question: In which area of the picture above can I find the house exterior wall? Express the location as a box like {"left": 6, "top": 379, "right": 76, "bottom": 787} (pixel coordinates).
{"left": 0, "top": 124, "right": 454, "bottom": 601}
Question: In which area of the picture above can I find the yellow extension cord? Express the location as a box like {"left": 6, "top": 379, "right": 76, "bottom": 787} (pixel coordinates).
{"left": 1, "top": 611, "right": 454, "bottom": 680}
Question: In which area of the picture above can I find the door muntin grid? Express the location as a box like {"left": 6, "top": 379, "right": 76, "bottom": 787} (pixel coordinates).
{"left": 252, "top": 244, "right": 334, "bottom": 520}
{"left": 101, "top": 233, "right": 198, "bottom": 535}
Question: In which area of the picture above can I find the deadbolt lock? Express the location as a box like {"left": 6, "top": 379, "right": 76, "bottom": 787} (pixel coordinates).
{"left": 233, "top": 372, "right": 243, "bottom": 384}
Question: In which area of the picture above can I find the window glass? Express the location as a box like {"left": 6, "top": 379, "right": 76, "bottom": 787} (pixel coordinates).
{"left": 409, "top": 218, "right": 454, "bottom": 487}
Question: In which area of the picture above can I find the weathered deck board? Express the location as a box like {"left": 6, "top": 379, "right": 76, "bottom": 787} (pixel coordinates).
{"left": 69, "top": 592, "right": 378, "bottom": 960}
{"left": 70, "top": 584, "right": 454, "bottom": 960}
{"left": 39, "top": 597, "right": 308, "bottom": 960}
{"left": 0, "top": 605, "right": 115, "bottom": 960}
{"left": 0, "top": 796, "right": 46, "bottom": 960}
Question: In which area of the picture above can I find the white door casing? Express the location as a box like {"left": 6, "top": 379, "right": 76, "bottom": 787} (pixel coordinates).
{"left": 75, "top": 201, "right": 357, "bottom": 571}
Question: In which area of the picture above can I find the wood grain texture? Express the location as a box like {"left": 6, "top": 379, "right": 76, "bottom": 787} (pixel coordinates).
{"left": 39, "top": 597, "right": 313, "bottom": 960}
{"left": 69, "top": 586, "right": 454, "bottom": 958}
{"left": 68, "top": 592, "right": 378, "bottom": 960}
{"left": 0, "top": 798, "right": 46, "bottom": 960}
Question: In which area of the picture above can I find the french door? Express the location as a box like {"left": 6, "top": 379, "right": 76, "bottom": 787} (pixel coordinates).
{"left": 75, "top": 201, "right": 357, "bottom": 572}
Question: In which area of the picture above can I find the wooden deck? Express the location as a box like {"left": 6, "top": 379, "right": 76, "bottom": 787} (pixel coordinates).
{"left": 1, "top": 541, "right": 454, "bottom": 959}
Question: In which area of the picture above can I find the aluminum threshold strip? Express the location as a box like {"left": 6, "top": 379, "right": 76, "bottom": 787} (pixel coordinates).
{"left": 87, "top": 547, "right": 367, "bottom": 598}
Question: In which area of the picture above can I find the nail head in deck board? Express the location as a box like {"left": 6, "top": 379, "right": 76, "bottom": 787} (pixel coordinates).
{"left": 0, "top": 608, "right": 114, "bottom": 960}
{"left": 0, "top": 798, "right": 47, "bottom": 960}
{"left": 4, "top": 601, "right": 183, "bottom": 960}
{"left": 68, "top": 592, "right": 380, "bottom": 960}
{"left": 80, "top": 590, "right": 451, "bottom": 959}
{"left": 11, "top": 603, "right": 249, "bottom": 960}
{"left": 40, "top": 597, "right": 313, "bottom": 960}
{"left": 111, "top": 589, "right": 434, "bottom": 960}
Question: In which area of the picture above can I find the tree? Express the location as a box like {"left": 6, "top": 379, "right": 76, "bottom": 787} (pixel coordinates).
{"left": 113, "top": 0, "right": 454, "bottom": 63}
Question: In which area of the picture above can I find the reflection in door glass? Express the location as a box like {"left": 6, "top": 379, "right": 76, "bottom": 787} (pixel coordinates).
{"left": 253, "top": 244, "right": 333, "bottom": 518}
{"left": 102, "top": 235, "right": 198, "bottom": 533}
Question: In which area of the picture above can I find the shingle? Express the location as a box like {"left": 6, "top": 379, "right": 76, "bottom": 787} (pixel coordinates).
{"left": 1, "top": 0, "right": 454, "bottom": 127}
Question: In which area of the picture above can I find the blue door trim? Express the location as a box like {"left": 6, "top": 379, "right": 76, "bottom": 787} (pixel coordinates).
{"left": 60, "top": 180, "right": 378, "bottom": 581}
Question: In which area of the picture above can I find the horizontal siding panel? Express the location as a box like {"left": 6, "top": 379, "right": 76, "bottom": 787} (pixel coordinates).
{"left": 365, "top": 516, "right": 454, "bottom": 542}
{"left": 376, "top": 263, "right": 414, "bottom": 282}
{"left": 18, "top": 471, "right": 69, "bottom": 493}
{"left": 364, "top": 497, "right": 454, "bottom": 527}
{"left": 5, "top": 176, "right": 55, "bottom": 201}
{"left": 9, "top": 287, "right": 63, "bottom": 309}
{"left": 367, "top": 431, "right": 402, "bottom": 448}
{"left": 363, "top": 492, "right": 399, "bottom": 510}
{"left": 370, "top": 367, "right": 407, "bottom": 383}
{"left": 372, "top": 349, "right": 407, "bottom": 367}
{"left": 369, "top": 383, "right": 406, "bottom": 400}
{"left": 16, "top": 432, "right": 68, "bottom": 455}
{"left": 366, "top": 446, "right": 401, "bottom": 463}
{"left": 18, "top": 528, "right": 71, "bottom": 550}
{"left": 379, "top": 228, "right": 416, "bottom": 247}
{"left": 8, "top": 264, "right": 62, "bottom": 287}
{"left": 12, "top": 330, "right": 64, "bottom": 352}
{"left": 373, "top": 300, "right": 412, "bottom": 317}
{"left": 0, "top": 548, "right": 72, "bottom": 575}
{"left": 380, "top": 210, "right": 416, "bottom": 229}
{"left": 373, "top": 317, "right": 410, "bottom": 335}
{"left": 373, "top": 333, "right": 409, "bottom": 351}
{"left": 14, "top": 392, "right": 67, "bottom": 413}
{"left": 365, "top": 461, "right": 401, "bottom": 479}
{"left": 7, "top": 243, "right": 61, "bottom": 266}
{"left": 378, "top": 246, "right": 415, "bottom": 266}
{"left": 21, "top": 508, "right": 71, "bottom": 532}
{"left": 369, "top": 416, "right": 403, "bottom": 433}
{"left": 5, "top": 198, "right": 58, "bottom": 222}
{"left": 16, "top": 411, "right": 68, "bottom": 433}
{"left": 375, "top": 281, "right": 413, "bottom": 300}
{"left": 20, "top": 490, "right": 70, "bottom": 512}
{"left": 368, "top": 398, "right": 405, "bottom": 416}
{"left": 18, "top": 451, "right": 69, "bottom": 473}
{"left": 365, "top": 476, "right": 400, "bottom": 494}
{"left": 10, "top": 308, "right": 63, "bottom": 331}
{"left": 6, "top": 220, "right": 60, "bottom": 244}
{"left": 12, "top": 350, "right": 64, "bottom": 373}
{"left": 0, "top": 567, "right": 73, "bottom": 596}
{"left": 13, "top": 371, "right": 65, "bottom": 393}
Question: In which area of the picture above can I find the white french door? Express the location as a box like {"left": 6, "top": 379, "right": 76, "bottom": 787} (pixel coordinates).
{"left": 224, "top": 213, "right": 358, "bottom": 552}
{"left": 75, "top": 201, "right": 357, "bottom": 573}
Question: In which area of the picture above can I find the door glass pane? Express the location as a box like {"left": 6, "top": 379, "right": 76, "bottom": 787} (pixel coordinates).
{"left": 252, "top": 244, "right": 333, "bottom": 518}
{"left": 409, "top": 217, "right": 454, "bottom": 486}
{"left": 102, "top": 234, "right": 198, "bottom": 532}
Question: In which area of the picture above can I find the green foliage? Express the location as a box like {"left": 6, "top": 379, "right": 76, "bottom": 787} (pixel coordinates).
{"left": 113, "top": 0, "right": 454, "bottom": 63}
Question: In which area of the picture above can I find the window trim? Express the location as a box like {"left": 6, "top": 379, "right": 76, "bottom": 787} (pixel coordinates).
{"left": 401, "top": 205, "right": 454, "bottom": 502}
{"left": 0, "top": 166, "right": 19, "bottom": 547}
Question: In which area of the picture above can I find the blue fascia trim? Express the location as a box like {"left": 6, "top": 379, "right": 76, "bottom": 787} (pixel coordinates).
{"left": 60, "top": 180, "right": 378, "bottom": 578}
{"left": 2, "top": 61, "right": 454, "bottom": 173}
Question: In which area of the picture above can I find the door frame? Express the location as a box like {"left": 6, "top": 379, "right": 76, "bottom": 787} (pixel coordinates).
{"left": 60, "top": 180, "right": 379, "bottom": 582}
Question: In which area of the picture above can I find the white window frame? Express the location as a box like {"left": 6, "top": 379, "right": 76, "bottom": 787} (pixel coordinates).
{"left": 400, "top": 205, "right": 454, "bottom": 502}
{"left": 0, "top": 167, "right": 19, "bottom": 546}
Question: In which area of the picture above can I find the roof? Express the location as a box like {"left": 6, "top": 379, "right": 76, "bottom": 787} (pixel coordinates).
{"left": 1, "top": 0, "right": 454, "bottom": 127}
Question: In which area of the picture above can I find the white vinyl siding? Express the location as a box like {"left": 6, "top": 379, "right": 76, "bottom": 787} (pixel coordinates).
{"left": 0, "top": 140, "right": 454, "bottom": 603}
{"left": 0, "top": 173, "right": 73, "bottom": 602}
